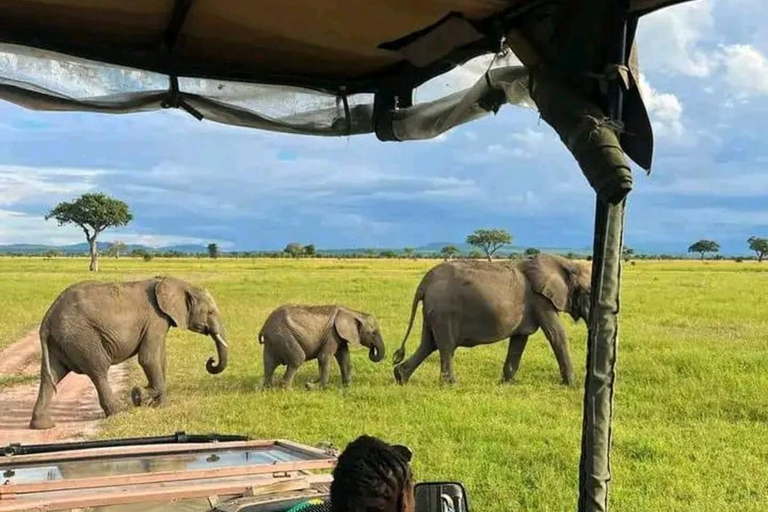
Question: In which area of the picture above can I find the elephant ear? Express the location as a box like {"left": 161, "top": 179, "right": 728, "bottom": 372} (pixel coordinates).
{"left": 333, "top": 309, "right": 361, "bottom": 345}
{"left": 155, "top": 277, "right": 190, "bottom": 329}
{"left": 524, "top": 255, "right": 572, "bottom": 312}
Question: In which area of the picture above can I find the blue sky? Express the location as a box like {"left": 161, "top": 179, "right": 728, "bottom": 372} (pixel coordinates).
{"left": 1, "top": 0, "right": 767, "bottom": 254}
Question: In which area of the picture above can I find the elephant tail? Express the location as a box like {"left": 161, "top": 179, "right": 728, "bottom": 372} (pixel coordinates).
{"left": 257, "top": 326, "right": 265, "bottom": 344}
{"left": 39, "top": 324, "right": 57, "bottom": 394}
{"left": 393, "top": 282, "right": 425, "bottom": 366}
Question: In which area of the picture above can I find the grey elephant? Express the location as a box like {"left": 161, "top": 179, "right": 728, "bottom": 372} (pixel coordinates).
{"left": 392, "top": 254, "right": 591, "bottom": 386}
{"left": 258, "top": 305, "right": 386, "bottom": 389}
{"left": 29, "top": 276, "right": 228, "bottom": 430}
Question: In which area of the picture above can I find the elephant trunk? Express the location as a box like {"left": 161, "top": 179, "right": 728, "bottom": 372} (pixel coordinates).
{"left": 206, "top": 333, "right": 229, "bottom": 374}
{"left": 368, "top": 342, "right": 385, "bottom": 363}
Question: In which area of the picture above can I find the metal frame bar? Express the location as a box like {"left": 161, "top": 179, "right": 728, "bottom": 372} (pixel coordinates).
{"left": 1, "top": 459, "right": 335, "bottom": 496}
{"left": 0, "top": 474, "right": 333, "bottom": 512}
{"left": 1, "top": 439, "right": 272, "bottom": 466}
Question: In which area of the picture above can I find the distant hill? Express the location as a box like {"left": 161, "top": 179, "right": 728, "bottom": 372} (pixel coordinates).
{"left": 415, "top": 242, "right": 592, "bottom": 255}
{"left": 0, "top": 242, "right": 208, "bottom": 255}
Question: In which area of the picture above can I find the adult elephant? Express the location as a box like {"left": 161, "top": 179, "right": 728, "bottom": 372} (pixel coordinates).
{"left": 29, "top": 276, "right": 228, "bottom": 430}
{"left": 392, "top": 254, "right": 591, "bottom": 386}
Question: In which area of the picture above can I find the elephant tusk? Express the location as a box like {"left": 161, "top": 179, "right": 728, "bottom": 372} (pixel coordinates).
{"left": 214, "top": 333, "right": 228, "bottom": 348}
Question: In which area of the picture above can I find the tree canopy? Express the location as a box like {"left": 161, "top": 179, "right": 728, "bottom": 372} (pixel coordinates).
{"left": 106, "top": 241, "right": 126, "bottom": 259}
{"left": 440, "top": 245, "right": 459, "bottom": 260}
{"left": 466, "top": 229, "right": 512, "bottom": 261}
{"left": 46, "top": 192, "right": 132, "bottom": 271}
{"left": 524, "top": 247, "right": 540, "bottom": 257}
{"left": 688, "top": 240, "right": 720, "bottom": 260}
{"left": 284, "top": 242, "right": 304, "bottom": 258}
{"left": 748, "top": 236, "right": 767, "bottom": 262}
{"left": 207, "top": 243, "right": 220, "bottom": 259}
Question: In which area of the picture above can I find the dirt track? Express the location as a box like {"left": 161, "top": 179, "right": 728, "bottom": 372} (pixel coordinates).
{"left": 0, "top": 327, "right": 130, "bottom": 445}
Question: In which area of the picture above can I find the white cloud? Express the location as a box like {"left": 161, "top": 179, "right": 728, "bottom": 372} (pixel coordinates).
{"left": 637, "top": 0, "right": 716, "bottom": 77}
{"left": 645, "top": 172, "right": 768, "bottom": 197}
{"left": 0, "top": 209, "right": 82, "bottom": 245}
{"left": 0, "top": 165, "right": 103, "bottom": 205}
{"left": 0, "top": 209, "right": 224, "bottom": 247}
{"left": 720, "top": 44, "right": 768, "bottom": 96}
{"left": 637, "top": 74, "right": 685, "bottom": 138}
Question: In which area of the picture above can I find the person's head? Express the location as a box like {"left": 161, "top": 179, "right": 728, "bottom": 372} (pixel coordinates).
{"left": 330, "top": 435, "right": 415, "bottom": 512}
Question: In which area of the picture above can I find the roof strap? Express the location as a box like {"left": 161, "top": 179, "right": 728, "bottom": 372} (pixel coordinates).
{"left": 162, "top": 75, "right": 204, "bottom": 121}
{"left": 337, "top": 88, "right": 352, "bottom": 136}
{"left": 164, "top": 0, "right": 195, "bottom": 50}
{"left": 583, "top": 64, "right": 630, "bottom": 94}
{"left": 374, "top": 91, "right": 399, "bottom": 141}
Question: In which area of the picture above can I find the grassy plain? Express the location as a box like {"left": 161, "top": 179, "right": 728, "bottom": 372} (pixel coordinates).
{"left": 1, "top": 257, "right": 767, "bottom": 511}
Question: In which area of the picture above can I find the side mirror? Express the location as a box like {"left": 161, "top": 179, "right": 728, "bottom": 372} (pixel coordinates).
{"left": 414, "top": 482, "right": 469, "bottom": 512}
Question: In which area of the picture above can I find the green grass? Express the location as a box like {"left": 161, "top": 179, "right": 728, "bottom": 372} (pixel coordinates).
{"left": 1, "top": 257, "right": 767, "bottom": 511}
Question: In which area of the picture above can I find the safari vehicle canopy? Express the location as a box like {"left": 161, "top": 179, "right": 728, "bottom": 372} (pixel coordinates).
{"left": 0, "top": 1, "right": 698, "bottom": 511}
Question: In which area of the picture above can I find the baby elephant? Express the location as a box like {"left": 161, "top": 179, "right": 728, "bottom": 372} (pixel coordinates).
{"left": 258, "top": 305, "right": 385, "bottom": 389}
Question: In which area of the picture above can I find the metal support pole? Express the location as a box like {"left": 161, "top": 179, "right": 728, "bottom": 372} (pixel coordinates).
{"left": 577, "top": 3, "right": 631, "bottom": 512}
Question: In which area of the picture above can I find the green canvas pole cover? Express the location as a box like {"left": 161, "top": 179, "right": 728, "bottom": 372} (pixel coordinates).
{"left": 529, "top": 68, "right": 628, "bottom": 512}
{"left": 529, "top": 69, "right": 632, "bottom": 204}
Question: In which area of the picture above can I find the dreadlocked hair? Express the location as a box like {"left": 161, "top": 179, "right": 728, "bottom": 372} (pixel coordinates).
{"left": 330, "top": 435, "right": 412, "bottom": 512}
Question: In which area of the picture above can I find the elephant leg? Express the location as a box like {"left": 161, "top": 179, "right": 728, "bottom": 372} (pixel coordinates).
{"left": 262, "top": 349, "right": 279, "bottom": 389}
{"left": 539, "top": 310, "right": 574, "bottom": 385}
{"left": 133, "top": 359, "right": 166, "bottom": 407}
{"left": 280, "top": 363, "right": 302, "bottom": 389}
{"left": 132, "top": 340, "right": 166, "bottom": 407}
{"left": 279, "top": 336, "right": 306, "bottom": 389}
{"left": 394, "top": 322, "right": 436, "bottom": 385}
{"left": 90, "top": 370, "right": 124, "bottom": 417}
{"left": 502, "top": 335, "right": 530, "bottom": 383}
{"left": 437, "top": 346, "right": 458, "bottom": 384}
{"left": 432, "top": 318, "right": 459, "bottom": 384}
{"left": 29, "top": 358, "right": 69, "bottom": 430}
{"left": 306, "top": 353, "right": 332, "bottom": 390}
{"left": 335, "top": 344, "right": 351, "bottom": 387}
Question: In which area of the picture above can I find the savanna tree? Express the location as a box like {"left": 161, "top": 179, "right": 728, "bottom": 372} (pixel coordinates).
{"left": 440, "top": 245, "right": 459, "bottom": 261}
{"left": 524, "top": 247, "right": 540, "bottom": 257}
{"left": 466, "top": 228, "right": 512, "bottom": 261}
{"left": 748, "top": 236, "right": 767, "bottom": 262}
{"left": 688, "top": 240, "right": 720, "bottom": 260}
{"left": 106, "top": 241, "right": 126, "bottom": 259}
{"left": 622, "top": 247, "right": 635, "bottom": 262}
{"left": 208, "top": 243, "right": 220, "bottom": 259}
{"left": 304, "top": 244, "right": 316, "bottom": 257}
{"left": 46, "top": 193, "right": 132, "bottom": 272}
{"left": 284, "top": 242, "right": 304, "bottom": 258}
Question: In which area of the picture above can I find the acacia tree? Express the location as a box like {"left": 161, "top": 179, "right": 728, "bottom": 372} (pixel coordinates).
{"left": 46, "top": 193, "right": 132, "bottom": 272}
{"left": 748, "top": 236, "right": 767, "bottom": 262}
{"left": 106, "top": 241, "right": 126, "bottom": 259}
{"left": 304, "top": 244, "right": 316, "bottom": 257}
{"left": 284, "top": 242, "right": 304, "bottom": 258}
{"left": 688, "top": 240, "right": 720, "bottom": 260}
{"left": 440, "top": 245, "right": 459, "bottom": 261}
{"left": 207, "top": 243, "right": 220, "bottom": 259}
{"left": 403, "top": 247, "right": 416, "bottom": 259}
{"left": 622, "top": 247, "right": 635, "bottom": 262}
{"left": 524, "top": 247, "right": 540, "bottom": 258}
{"left": 466, "top": 228, "right": 512, "bottom": 261}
